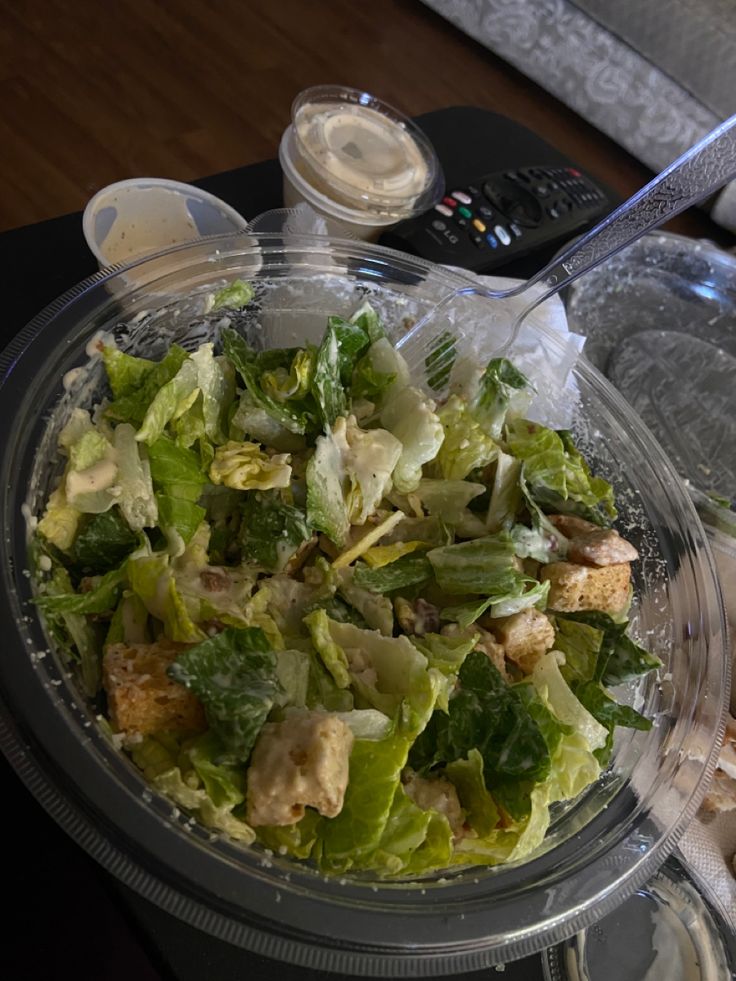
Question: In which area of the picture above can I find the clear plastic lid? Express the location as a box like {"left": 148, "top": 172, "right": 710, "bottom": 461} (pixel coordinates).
{"left": 542, "top": 853, "right": 736, "bottom": 981}
{"left": 289, "top": 85, "right": 443, "bottom": 219}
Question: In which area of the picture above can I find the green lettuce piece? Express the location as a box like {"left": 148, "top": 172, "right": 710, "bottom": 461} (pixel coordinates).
{"left": 39, "top": 563, "right": 102, "bottom": 696}
{"left": 239, "top": 493, "right": 311, "bottom": 572}
{"left": 127, "top": 552, "right": 206, "bottom": 643}
{"left": 318, "top": 732, "right": 410, "bottom": 873}
{"left": 410, "top": 651, "right": 551, "bottom": 819}
{"left": 365, "top": 784, "right": 436, "bottom": 876}
{"left": 69, "top": 429, "right": 110, "bottom": 472}
{"left": 153, "top": 767, "right": 255, "bottom": 842}
{"left": 413, "top": 478, "right": 486, "bottom": 525}
{"left": 212, "top": 279, "right": 254, "bottom": 310}
{"left": 511, "top": 472, "right": 569, "bottom": 563}
{"left": 445, "top": 748, "right": 499, "bottom": 836}
{"left": 336, "top": 570, "right": 394, "bottom": 635}
{"left": 306, "top": 649, "right": 355, "bottom": 713}
{"left": 35, "top": 564, "right": 126, "bottom": 615}
{"left": 105, "top": 591, "right": 150, "bottom": 647}
{"left": 230, "top": 390, "right": 307, "bottom": 452}
{"left": 486, "top": 451, "right": 522, "bottom": 533}
{"left": 102, "top": 346, "right": 155, "bottom": 399}
{"left": 401, "top": 811, "right": 454, "bottom": 876}
{"left": 129, "top": 732, "right": 182, "bottom": 782}
{"left": 425, "top": 330, "right": 456, "bottom": 392}
{"left": 555, "top": 611, "right": 662, "bottom": 685}
{"left": 451, "top": 784, "right": 550, "bottom": 867}
{"left": 410, "top": 630, "right": 478, "bottom": 711}
{"left": 303, "top": 608, "right": 351, "bottom": 689}
{"left": 37, "top": 485, "right": 81, "bottom": 552}
{"left": 222, "top": 329, "right": 314, "bottom": 435}
{"left": 380, "top": 386, "right": 444, "bottom": 493}
{"left": 112, "top": 423, "right": 159, "bottom": 532}
{"left": 573, "top": 680, "right": 653, "bottom": 765}
{"left": 349, "top": 300, "right": 385, "bottom": 343}
{"left": 351, "top": 354, "right": 396, "bottom": 402}
{"left": 209, "top": 440, "right": 292, "bottom": 491}
{"left": 506, "top": 419, "right": 616, "bottom": 527}
{"left": 436, "top": 395, "right": 497, "bottom": 481}
{"left": 438, "top": 578, "right": 548, "bottom": 629}
{"left": 185, "top": 731, "right": 246, "bottom": 808}
{"left": 553, "top": 616, "right": 604, "bottom": 685}
{"left": 543, "top": 730, "right": 601, "bottom": 803}
{"left": 156, "top": 495, "right": 206, "bottom": 549}
{"left": 274, "top": 650, "right": 311, "bottom": 708}
{"left": 472, "top": 358, "right": 529, "bottom": 439}
{"left": 168, "top": 627, "right": 281, "bottom": 763}
{"left": 353, "top": 553, "right": 433, "bottom": 594}
{"left": 135, "top": 358, "right": 200, "bottom": 446}
{"left": 357, "top": 337, "right": 410, "bottom": 405}
{"left": 190, "top": 344, "right": 235, "bottom": 444}
{"left": 72, "top": 507, "right": 140, "bottom": 573}
{"left": 427, "top": 532, "right": 524, "bottom": 595}
{"left": 322, "top": 618, "right": 439, "bottom": 736}
{"left": 147, "top": 436, "right": 207, "bottom": 548}
{"left": 255, "top": 808, "right": 323, "bottom": 859}
{"left": 311, "top": 316, "right": 370, "bottom": 426}
{"left": 334, "top": 708, "right": 394, "bottom": 740}
{"left": 262, "top": 348, "right": 314, "bottom": 404}
{"left": 306, "top": 416, "right": 402, "bottom": 545}
{"left": 530, "top": 652, "right": 608, "bottom": 752}
{"left": 105, "top": 345, "right": 190, "bottom": 427}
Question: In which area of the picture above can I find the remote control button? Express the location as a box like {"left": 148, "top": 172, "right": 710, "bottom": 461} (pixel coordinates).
{"left": 470, "top": 232, "right": 486, "bottom": 249}
{"left": 432, "top": 219, "right": 447, "bottom": 231}
{"left": 442, "top": 196, "right": 458, "bottom": 209}
{"left": 454, "top": 216, "right": 469, "bottom": 228}
{"left": 457, "top": 206, "right": 472, "bottom": 219}
{"left": 472, "top": 218, "right": 486, "bottom": 233}
{"left": 467, "top": 184, "right": 480, "bottom": 195}
{"left": 451, "top": 191, "right": 472, "bottom": 205}
{"left": 534, "top": 184, "right": 550, "bottom": 198}
{"left": 478, "top": 205, "right": 494, "bottom": 219}
{"left": 510, "top": 223, "right": 522, "bottom": 238}
{"left": 566, "top": 167, "right": 582, "bottom": 177}
{"left": 546, "top": 206, "right": 560, "bottom": 220}
{"left": 494, "top": 225, "right": 511, "bottom": 246}
{"left": 435, "top": 204, "right": 453, "bottom": 217}
{"left": 485, "top": 233, "right": 498, "bottom": 248}
{"left": 483, "top": 179, "right": 542, "bottom": 228}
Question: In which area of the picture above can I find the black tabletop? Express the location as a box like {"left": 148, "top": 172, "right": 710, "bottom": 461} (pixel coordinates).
{"left": 0, "top": 107, "right": 590, "bottom": 981}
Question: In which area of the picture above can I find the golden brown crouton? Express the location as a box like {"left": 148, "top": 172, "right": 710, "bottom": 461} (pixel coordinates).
{"left": 541, "top": 561, "right": 631, "bottom": 615}
{"left": 491, "top": 608, "right": 555, "bottom": 674}
{"left": 548, "top": 515, "right": 638, "bottom": 567}
{"left": 103, "top": 641, "right": 206, "bottom": 739}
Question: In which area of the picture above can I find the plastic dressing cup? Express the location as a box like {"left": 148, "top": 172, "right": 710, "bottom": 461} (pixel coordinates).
{"left": 279, "top": 85, "right": 443, "bottom": 241}
{"left": 82, "top": 178, "right": 248, "bottom": 270}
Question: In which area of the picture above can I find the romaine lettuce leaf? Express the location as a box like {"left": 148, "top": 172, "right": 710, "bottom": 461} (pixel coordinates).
{"left": 38, "top": 563, "right": 103, "bottom": 696}
{"left": 506, "top": 419, "right": 616, "bottom": 527}
{"left": 573, "top": 679, "right": 652, "bottom": 765}
{"left": 255, "top": 808, "right": 323, "bottom": 859}
{"left": 357, "top": 337, "right": 410, "bottom": 405}
{"left": 230, "top": 390, "right": 307, "bottom": 452}
{"left": 435, "top": 395, "right": 497, "bottom": 481}
{"left": 303, "top": 608, "right": 352, "bottom": 689}
{"left": 112, "top": 423, "right": 159, "bottom": 532}
{"left": 555, "top": 611, "right": 662, "bottom": 685}
{"left": 530, "top": 651, "right": 608, "bottom": 751}
{"left": 102, "top": 345, "right": 155, "bottom": 399}
{"left": 380, "top": 386, "right": 444, "bottom": 493}
{"left": 444, "top": 748, "right": 499, "bottom": 836}
{"left": 413, "top": 478, "right": 486, "bottom": 526}
{"left": 127, "top": 552, "right": 206, "bottom": 643}
{"left": 37, "top": 485, "right": 81, "bottom": 552}
{"left": 425, "top": 330, "right": 456, "bottom": 392}
{"left": 105, "top": 345, "right": 190, "bottom": 427}
{"left": 552, "top": 616, "right": 604, "bottom": 685}
{"left": 190, "top": 344, "right": 235, "bottom": 444}
{"left": 135, "top": 358, "right": 200, "bottom": 446}
{"left": 335, "top": 569, "right": 394, "bottom": 635}
{"left": 360, "top": 540, "right": 426, "bottom": 569}
{"left": 168, "top": 627, "right": 281, "bottom": 763}
{"left": 349, "top": 300, "right": 385, "bottom": 343}
{"left": 147, "top": 436, "right": 207, "bottom": 549}
{"left": 353, "top": 553, "right": 433, "bottom": 594}
{"left": 36, "top": 564, "right": 126, "bottom": 615}
{"left": 427, "top": 532, "right": 525, "bottom": 595}
{"left": 212, "top": 279, "right": 254, "bottom": 311}
{"left": 209, "top": 440, "right": 291, "bottom": 491}
{"left": 486, "top": 451, "right": 522, "bottom": 533}
{"left": 72, "top": 507, "right": 140, "bottom": 573}
{"left": 239, "top": 493, "right": 311, "bottom": 572}
{"left": 185, "top": 730, "right": 246, "bottom": 808}
{"left": 472, "top": 358, "right": 529, "bottom": 439}
{"left": 153, "top": 767, "right": 255, "bottom": 842}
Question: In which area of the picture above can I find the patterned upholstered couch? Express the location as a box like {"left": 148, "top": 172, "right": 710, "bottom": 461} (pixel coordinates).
{"left": 422, "top": 0, "right": 736, "bottom": 232}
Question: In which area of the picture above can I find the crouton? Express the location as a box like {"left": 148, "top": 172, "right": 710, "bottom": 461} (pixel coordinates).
{"left": 541, "top": 561, "right": 631, "bottom": 614}
{"left": 103, "top": 641, "right": 206, "bottom": 739}
{"left": 403, "top": 770, "right": 465, "bottom": 838}
{"left": 548, "top": 515, "right": 638, "bottom": 567}
{"left": 700, "top": 769, "right": 736, "bottom": 814}
{"left": 246, "top": 710, "right": 354, "bottom": 827}
{"left": 491, "top": 608, "right": 555, "bottom": 674}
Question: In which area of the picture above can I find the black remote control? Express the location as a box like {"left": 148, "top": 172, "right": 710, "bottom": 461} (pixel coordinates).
{"left": 382, "top": 164, "right": 609, "bottom": 274}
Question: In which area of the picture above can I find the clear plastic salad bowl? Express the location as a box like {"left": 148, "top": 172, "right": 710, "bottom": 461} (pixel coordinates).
{"left": 0, "top": 232, "right": 727, "bottom": 976}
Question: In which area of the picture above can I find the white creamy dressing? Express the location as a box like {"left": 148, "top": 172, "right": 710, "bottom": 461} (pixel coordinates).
{"left": 101, "top": 189, "right": 198, "bottom": 264}
{"left": 294, "top": 102, "right": 428, "bottom": 211}
{"left": 65, "top": 457, "right": 118, "bottom": 499}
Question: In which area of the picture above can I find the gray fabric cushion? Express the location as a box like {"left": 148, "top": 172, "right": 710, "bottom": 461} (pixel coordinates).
{"left": 570, "top": 0, "right": 736, "bottom": 117}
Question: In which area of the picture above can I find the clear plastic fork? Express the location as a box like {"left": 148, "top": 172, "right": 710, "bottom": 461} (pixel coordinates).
{"left": 396, "top": 114, "right": 736, "bottom": 387}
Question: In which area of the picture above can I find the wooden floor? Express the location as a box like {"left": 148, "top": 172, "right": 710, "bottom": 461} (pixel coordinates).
{"left": 1, "top": 0, "right": 731, "bottom": 242}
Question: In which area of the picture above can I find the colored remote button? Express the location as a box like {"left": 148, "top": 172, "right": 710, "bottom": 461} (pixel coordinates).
{"left": 485, "top": 233, "right": 498, "bottom": 248}
{"left": 435, "top": 204, "right": 453, "bottom": 217}
{"left": 442, "top": 196, "right": 458, "bottom": 209}
{"left": 472, "top": 218, "right": 486, "bottom": 233}
{"left": 451, "top": 191, "right": 472, "bottom": 204}
{"left": 494, "top": 225, "right": 511, "bottom": 246}
{"left": 457, "top": 206, "right": 472, "bottom": 219}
